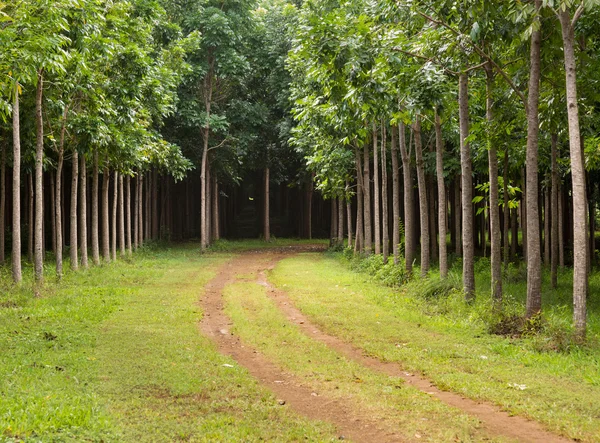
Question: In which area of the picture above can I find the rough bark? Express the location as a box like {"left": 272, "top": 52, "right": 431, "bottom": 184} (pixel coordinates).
{"left": 399, "top": 122, "right": 414, "bottom": 273}
{"left": 434, "top": 110, "right": 448, "bottom": 278}
{"left": 459, "top": 73, "right": 475, "bottom": 299}
{"left": 373, "top": 123, "right": 381, "bottom": 255}
{"left": 486, "top": 64, "right": 502, "bottom": 304}
{"left": 70, "top": 151, "right": 79, "bottom": 271}
{"left": 391, "top": 125, "right": 401, "bottom": 265}
{"left": 11, "top": 85, "right": 22, "bottom": 283}
{"left": 381, "top": 123, "right": 389, "bottom": 263}
{"left": 80, "top": 154, "right": 88, "bottom": 269}
{"left": 413, "top": 117, "right": 429, "bottom": 277}
{"left": 91, "top": 149, "right": 100, "bottom": 265}
{"left": 525, "top": 1, "right": 543, "bottom": 318}
{"left": 102, "top": 166, "right": 110, "bottom": 263}
{"left": 559, "top": 7, "right": 588, "bottom": 339}
{"left": 34, "top": 70, "right": 44, "bottom": 282}
{"left": 264, "top": 167, "right": 270, "bottom": 242}
{"left": 363, "top": 142, "right": 372, "bottom": 254}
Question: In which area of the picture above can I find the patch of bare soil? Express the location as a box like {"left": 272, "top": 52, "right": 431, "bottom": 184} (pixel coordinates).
{"left": 199, "top": 250, "right": 404, "bottom": 442}
{"left": 257, "top": 254, "right": 572, "bottom": 443}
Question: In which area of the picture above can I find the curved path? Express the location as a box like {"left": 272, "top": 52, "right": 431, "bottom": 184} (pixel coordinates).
{"left": 200, "top": 248, "right": 571, "bottom": 442}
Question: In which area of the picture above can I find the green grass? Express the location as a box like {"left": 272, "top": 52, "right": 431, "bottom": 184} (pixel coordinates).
{"left": 208, "top": 237, "right": 328, "bottom": 252}
{"left": 223, "top": 276, "right": 499, "bottom": 442}
{"left": 0, "top": 245, "right": 337, "bottom": 442}
{"left": 271, "top": 253, "right": 600, "bottom": 442}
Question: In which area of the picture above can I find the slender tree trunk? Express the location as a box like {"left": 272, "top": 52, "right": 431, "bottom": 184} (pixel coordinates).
{"left": 264, "top": 167, "right": 270, "bottom": 242}
{"left": 459, "top": 73, "right": 475, "bottom": 298}
{"left": 435, "top": 110, "right": 448, "bottom": 278}
{"left": 511, "top": 207, "right": 518, "bottom": 258}
{"left": 126, "top": 175, "right": 132, "bottom": 255}
{"left": 34, "top": 70, "right": 44, "bottom": 282}
{"left": 337, "top": 196, "right": 344, "bottom": 245}
{"left": 346, "top": 180, "right": 353, "bottom": 249}
{"left": 11, "top": 84, "right": 22, "bottom": 283}
{"left": 558, "top": 182, "right": 564, "bottom": 268}
{"left": 381, "top": 123, "right": 389, "bottom": 263}
{"left": 102, "top": 167, "right": 110, "bottom": 263}
{"left": 525, "top": 0, "right": 543, "bottom": 318}
{"left": 134, "top": 175, "right": 139, "bottom": 250}
{"left": 138, "top": 173, "right": 144, "bottom": 247}
{"left": 80, "top": 154, "right": 88, "bottom": 269}
{"left": 56, "top": 154, "right": 64, "bottom": 276}
{"left": 400, "top": 122, "right": 414, "bottom": 272}
{"left": 0, "top": 140, "right": 5, "bottom": 265}
{"left": 28, "top": 174, "right": 33, "bottom": 263}
{"left": 70, "top": 151, "right": 79, "bottom": 271}
{"left": 355, "top": 147, "right": 364, "bottom": 254}
{"left": 544, "top": 187, "right": 550, "bottom": 265}
{"left": 50, "top": 172, "right": 56, "bottom": 256}
{"left": 212, "top": 175, "right": 219, "bottom": 241}
{"left": 486, "top": 64, "right": 502, "bottom": 304}
{"left": 414, "top": 117, "right": 429, "bottom": 277}
{"left": 91, "top": 149, "right": 100, "bottom": 265}
{"left": 522, "top": 169, "right": 528, "bottom": 260}
{"left": 152, "top": 170, "right": 158, "bottom": 240}
{"left": 146, "top": 172, "right": 151, "bottom": 241}
{"left": 363, "top": 142, "right": 372, "bottom": 254}
{"left": 551, "top": 134, "right": 559, "bottom": 288}
{"left": 373, "top": 123, "right": 381, "bottom": 255}
{"left": 559, "top": 8, "right": 588, "bottom": 338}
{"left": 111, "top": 171, "right": 117, "bottom": 261}
{"left": 391, "top": 125, "right": 401, "bottom": 265}
{"left": 200, "top": 132, "right": 209, "bottom": 250}
{"left": 455, "top": 177, "right": 462, "bottom": 255}
{"left": 503, "top": 150, "right": 510, "bottom": 266}
{"left": 205, "top": 163, "right": 211, "bottom": 245}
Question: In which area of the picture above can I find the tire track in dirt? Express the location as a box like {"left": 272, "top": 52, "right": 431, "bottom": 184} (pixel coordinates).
{"left": 199, "top": 249, "right": 405, "bottom": 443}
{"left": 257, "top": 253, "right": 573, "bottom": 443}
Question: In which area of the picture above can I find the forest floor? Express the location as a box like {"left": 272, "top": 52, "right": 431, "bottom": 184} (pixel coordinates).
{"left": 1, "top": 241, "right": 599, "bottom": 442}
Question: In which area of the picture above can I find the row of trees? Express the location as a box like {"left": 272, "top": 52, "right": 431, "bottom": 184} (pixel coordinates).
{"left": 289, "top": 0, "right": 600, "bottom": 339}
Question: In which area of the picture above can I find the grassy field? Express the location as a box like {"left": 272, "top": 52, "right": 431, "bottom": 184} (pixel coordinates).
{"left": 0, "top": 245, "right": 336, "bottom": 442}
{"left": 270, "top": 253, "right": 600, "bottom": 442}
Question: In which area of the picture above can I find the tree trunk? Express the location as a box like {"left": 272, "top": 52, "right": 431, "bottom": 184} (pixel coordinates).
{"left": 558, "top": 182, "right": 564, "bottom": 268}
{"left": 551, "top": 134, "right": 559, "bottom": 288}
{"left": 80, "top": 154, "right": 88, "bottom": 269}
{"left": 337, "top": 195, "right": 344, "bottom": 245}
{"left": 70, "top": 151, "right": 79, "bottom": 271}
{"left": 200, "top": 130, "right": 209, "bottom": 250}
{"left": 435, "top": 110, "right": 448, "bottom": 278}
{"left": 56, "top": 153, "right": 64, "bottom": 276}
{"left": 11, "top": 85, "right": 22, "bottom": 283}
{"left": 134, "top": 175, "right": 139, "bottom": 250}
{"left": 152, "top": 170, "right": 159, "bottom": 240}
{"left": 486, "top": 64, "right": 502, "bottom": 304}
{"left": 363, "top": 142, "right": 372, "bottom": 254}
{"left": 381, "top": 123, "right": 389, "bottom": 263}
{"left": 34, "top": 70, "right": 44, "bottom": 282}
{"left": 525, "top": 0, "right": 543, "bottom": 318}
{"left": 455, "top": 177, "right": 462, "bottom": 255}
{"left": 544, "top": 187, "right": 550, "bottom": 265}
{"left": 346, "top": 180, "right": 353, "bottom": 249}
{"left": 373, "top": 123, "right": 381, "bottom": 255}
{"left": 28, "top": 174, "right": 33, "bottom": 263}
{"left": 399, "top": 122, "right": 414, "bottom": 272}
{"left": 503, "top": 149, "right": 510, "bottom": 266}
{"left": 522, "top": 169, "right": 528, "bottom": 261}
{"left": 102, "top": 167, "right": 110, "bottom": 263}
{"left": 355, "top": 147, "right": 364, "bottom": 254}
{"left": 91, "top": 149, "right": 100, "bottom": 265}
{"left": 111, "top": 170, "right": 117, "bottom": 261}
{"left": 391, "top": 125, "right": 401, "bottom": 265}
{"left": 511, "top": 207, "right": 518, "bottom": 258}
{"left": 414, "top": 117, "right": 429, "bottom": 277}
{"left": 126, "top": 175, "right": 132, "bottom": 255}
{"left": 212, "top": 174, "right": 219, "bottom": 241}
{"left": 559, "top": 8, "right": 588, "bottom": 338}
{"left": 0, "top": 140, "right": 5, "bottom": 265}
{"left": 138, "top": 172, "right": 144, "bottom": 247}
{"left": 459, "top": 72, "right": 475, "bottom": 299}
{"left": 264, "top": 167, "right": 270, "bottom": 242}
{"left": 50, "top": 172, "right": 56, "bottom": 256}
